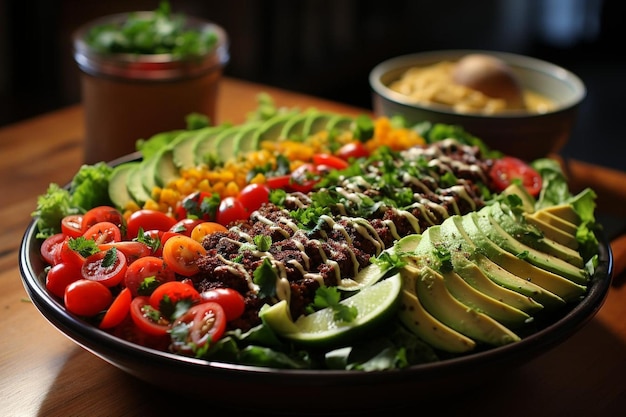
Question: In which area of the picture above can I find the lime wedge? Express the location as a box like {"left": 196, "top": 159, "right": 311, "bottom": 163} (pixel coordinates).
{"left": 261, "top": 274, "right": 402, "bottom": 348}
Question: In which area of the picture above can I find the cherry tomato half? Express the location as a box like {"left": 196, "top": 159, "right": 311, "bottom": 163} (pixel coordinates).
{"left": 162, "top": 235, "right": 207, "bottom": 276}
{"left": 490, "top": 156, "right": 543, "bottom": 197}
{"left": 61, "top": 214, "right": 84, "bottom": 238}
{"left": 200, "top": 288, "right": 245, "bottom": 322}
{"left": 99, "top": 287, "right": 132, "bottom": 329}
{"left": 83, "top": 221, "right": 122, "bottom": 245}
{"left": 289, "top": 163, "right": 320, "bottom": 193}
{"left": 124, "top": 256, "right": 176, "bottom": 297}
{"left": 40, "top": 233, "right": 66, "bottom": 266}
{"left": 170, "top": 302, "right": 227, "bottom": 355}
{"left": 129, "top": 296, "right": 171, "bottom": 336}
{"left": 237, "top": 183, "right": 270, "bottom": 213}
{"left": 82, "top": 206, "right": 124, "bottom": 233}
{"left": 64, "top": 279, "right": 112, "bottom": 317}
{"left": 190, "top": 221, "right": 228, "bottom": 243}
{"left": 336, "top": 141, "right": 370, "bottom": 160}
{"left": 312, "top": 153, "right": 349, "bottom": 170}
{"left": 98, "top": 241, "right": 152, "bottom": 264}
{"left": 126, "top": 210, "right": 177, "bottom": 240}
{"left": 81, "top": 248, "right": 128, "bottom": 287}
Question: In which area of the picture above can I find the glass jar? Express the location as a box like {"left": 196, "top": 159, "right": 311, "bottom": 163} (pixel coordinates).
{"left": 73, "top": 12, "right": 229, "bottom": 164}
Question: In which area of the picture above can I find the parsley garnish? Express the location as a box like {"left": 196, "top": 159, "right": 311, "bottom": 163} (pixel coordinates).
{"left": 253, "top": 258, "right": 277, "bottom": 298}
{"left": 311, "top": 286, "right": 358, "bottom": 323}
{"left": 67, "top": 236, "right": 100, "bottom": 258}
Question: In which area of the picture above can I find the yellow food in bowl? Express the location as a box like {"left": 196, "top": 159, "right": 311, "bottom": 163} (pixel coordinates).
{"left": 388, "top": 60, "right": 555, "bottom": 115}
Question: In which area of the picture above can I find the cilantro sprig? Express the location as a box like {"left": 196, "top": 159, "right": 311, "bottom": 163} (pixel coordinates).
{"left": 308, "top": 286, "right": 358, "bottom": 323}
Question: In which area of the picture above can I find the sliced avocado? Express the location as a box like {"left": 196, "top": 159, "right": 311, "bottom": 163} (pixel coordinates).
{"left": 419, "top": 225, "right": 532, "bottom": 327}
{"left": 501, "top": 183, "right": 536, "bottom": 214}
{"left": 399, "top": 268, "right": 476, "bottom": 353}
{"left": 172, "top": 129, "right": 206, "bottom": 170}
{"left": 441, "top": 269, "right": 531, "bottom": 328}
{"left": 233, "top": 121, "right": 264, "bottom": 156}
{"left": 108, "top": 161, "right": 140, "bottom": 209}
{"left": 438, "top": 216, "right": 544, "bottom": 312}
{"left": 524, "top": 212, "right": 579, "bottom": 249}
{"left": 302, "top": 111, "right": 333, "bottom": 138}
{"left": 154, "top": 147, "right": 180, "bottom": 188}
{"left": 193, "top": 124, "right": 230, "bottom": 166}
{"left": 251, "top": 110, "right": 300, "bottom": 149}
{"left": 475, "top": 210, "right": 589, "bottom": 285}
{"left": 281, "top": 110, "right": 313, "bottom": 141}
{"left": 489, "top": 203, "right": 584, "bottom": 267}
{"left": 539, "top": 203, "right": 581, "bottom": 225}
{"left": 529, "top": 209, "right": 579, "bottom": 236}
{"left": 450, "top": 215, "right": 565, "bottom": 308}
{"left": 451, "top": 254, "right": 544, "bottom": 313}
{"left": 326, "top": 114, "right": 354, "bottom": 135}
{"left": 214, "top": 125, "right": 245, "bottom": 164}
{"left": 140, "top": 156, "right": 159, "bottom": 195}
{"left": 126, "top": 163, "right": 152, "bottom": 206}
{"left": 409, "top": 265, "right": 521, "bottom": 346}
{"left": 463, "top": 212, "right": 587, "bottom": 302}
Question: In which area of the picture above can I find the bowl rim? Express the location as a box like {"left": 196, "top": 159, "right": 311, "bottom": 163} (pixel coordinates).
{"left": 369, "top": 49, "right": 587, "bottom": 119}
{"left": 18, "top": 186, "right": 613, "bottom": 383}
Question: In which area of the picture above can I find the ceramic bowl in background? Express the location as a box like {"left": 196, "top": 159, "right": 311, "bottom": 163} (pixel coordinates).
{"left": 369, "top": 50, "right": 586, "bottom": 161}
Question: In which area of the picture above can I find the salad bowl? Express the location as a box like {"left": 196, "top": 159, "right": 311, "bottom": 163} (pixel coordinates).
{"left": 19, "top": 185, "right": 613, "bottom": 414}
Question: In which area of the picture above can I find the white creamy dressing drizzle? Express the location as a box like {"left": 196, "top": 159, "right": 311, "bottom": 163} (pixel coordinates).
{"left": 208, "top": 139, "right": 485, "bottom": 306}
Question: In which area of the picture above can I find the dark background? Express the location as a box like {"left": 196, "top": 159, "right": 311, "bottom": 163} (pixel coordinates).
{"left": 1, "top": 0, "right": 624, "bottom": 173}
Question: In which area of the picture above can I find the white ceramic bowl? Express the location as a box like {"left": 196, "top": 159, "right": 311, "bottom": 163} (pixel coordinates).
{"left": 369, "top": 50, "right": 586, "bottom": 161}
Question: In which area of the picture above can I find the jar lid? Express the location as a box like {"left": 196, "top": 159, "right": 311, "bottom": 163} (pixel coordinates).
{"left": 73, "top": 12, "right": 230, "bottom": 81}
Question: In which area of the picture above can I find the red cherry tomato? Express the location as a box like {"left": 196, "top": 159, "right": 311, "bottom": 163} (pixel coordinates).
{"left": 61, "top": 214, "right": 84, "bottom": 238}
{"left": 216, "top": 196, "right": 248, "bottom": 227}
{"left": 98, "top": 241, "right": 152, "bottom": 264}
{"left": 200, "top": 288, "right": 246, "bottom": 322}
{"left": 312, "top": 153, "right": 349, "bottom": 170}
{"left": 149, "top": 281, "right": 201, "bottom": 319}
{"left": 129, "top": 296, "right": 171, "bottom": 336}
{"left": 266, "top": 175, "right": 292, "bottom": 190}
{"left": 490, "top": 156, "right": 543, "bottom": 197}
{"left": 45, "top": 261, "right": 82, "bottom": 298}
{"left": 169, "top": 218, "right": 204, "bottom": 236}
{"left": 126, "top": 209, "right": 177, "bottom": 239}
{"left": 170, "top": 302, "right": 227, "bottom": 355}
{"left": 289, "top": 163, "right": 320, "bottom": 193}
{"left": 40, "top": 233, "right": 66, "bottom": 266}
{"left": 162, "top": 235, "right": 207, "bottom": 277}
{"left": 124, "top": 256, "right": 176, "bottom": 297}
{"left": 83, "top": 221, "right": 122, "bottom": 244}
{"left": 64, "top": 279, "right": 113, "bottom": 317}
{"left": 82, "top": 206, "right": 124, "bottom": 233}
{"left": 237, "top": 183, "right": 270, "bottom": 213}
{"left": 337, "top": 142, "right": 370, "bottom": 160}
{"left": 99, "top": 287, "right": 132, "bottom": 329}
{"left": 81, "top": 248, "right": 128, "bottom": 287}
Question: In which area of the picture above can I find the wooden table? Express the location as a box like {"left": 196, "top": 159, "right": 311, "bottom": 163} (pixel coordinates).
{"left": 1, "top": 77, "right": 625, "bottom": 416}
